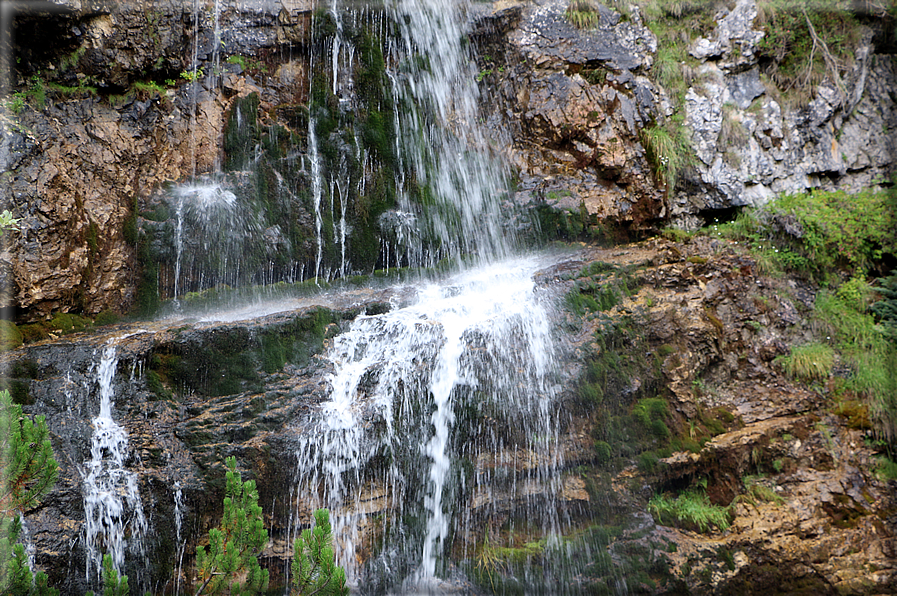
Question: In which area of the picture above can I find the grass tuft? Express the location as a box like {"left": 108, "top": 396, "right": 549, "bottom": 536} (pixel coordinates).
{"left": 775, "top": 342, "right": 834, "bottom": 382}
{"left": 640, "top": 123, "right": 692, "bottom": 192}
{"left": 566, "top": 0, "right": 602, "bottom": 29}
{"left": 648, "top": 485, "right": 731, "bottom": 533}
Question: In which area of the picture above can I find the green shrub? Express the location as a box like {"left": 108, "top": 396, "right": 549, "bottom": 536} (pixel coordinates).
{"left": 715, "top": 187, "right": 896, "bottom": 279}
{"left": 766, "top": 188, "right": 896, "bottom": 275}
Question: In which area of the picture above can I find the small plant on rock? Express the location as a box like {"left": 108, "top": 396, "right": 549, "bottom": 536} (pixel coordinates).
{"left": 775, "top": 342, "right": 834, "bottom": 382}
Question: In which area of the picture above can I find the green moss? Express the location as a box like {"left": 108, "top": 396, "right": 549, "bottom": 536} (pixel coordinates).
{"left": 94, "top": 310, "right": 120, "bottom": 327}
{"left": 146, "top": 369, "right": 173, "bottom": 401}
{"left": 224, "top": 93, "right": 261, "bottom": 171}
{"left": 49, "top": 313, "right": 91, "bottom": 333}
{"left": 8, "top": 380, "right": 32, "bottom": 405}
{"left": 0, "top": 320, "right": 24, "bottom": 350}
{"left": 134, "top": 235, "right": 160, "bottom": 317}
{"left": 47, "top": 82, "right": 97, "bottom": 98}
{"left": 151, "top": 308, "right": 338, "bottom": 397}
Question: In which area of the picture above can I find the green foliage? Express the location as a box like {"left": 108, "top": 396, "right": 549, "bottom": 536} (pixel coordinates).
{"left": 86, "top": 554, "right": 129, "bottom": 596}
{"left": 226, "top": 55, "right": 267, "bottom": 73}
{"left": 26, "top": 75, "right": 45, "bottom": 110}
{"left": 6, "top": 92, "right": 27, "bottom": 114}
{"left": 59, "top": 46, "right": 85, "bottom": 72}
{"left": 194, "top": 457, "right": 269, "bottom": 596}
{"left": 874, "top": 454, "right": 897, "bottom": 480}
{"left": 715, "top": 187, "right": 897, "bottom": 279}
{"left": 133, "top": 81, "right": 167, "bottom": 97}
{"left": 738, "top": 475, "right": 785, "bottom": 505}
{"left": 814, "top": 291, "right": 897, "bottom": 442}
{"left": 648, "top": 485, "right": 731, "bottom": 533}
{"left": 46, "top": 82, "right": 97, "bottom": 98}
{"left": 775, "top": 342, "right": 834, "bottom": 382}
{"left": 755, "top": 0, "right": 861, "bottom": 103}
{"left": 0, "top": 210, "right": 20, "bottom": 233}
{"left": 4, "top": 541, "right": 57, "bottom": 596}
{"left": 764, "top": 189, "right": 896, "bottom": 275}
{"left": 640, "top": 122, "right": 692, "bottom": 192}
{"left": 566, "top": 0, "right": 602, "bottom": 28}
{"left": 0, "top": 389, "right": 59, "bottom": 594}
{"left": 0, "top": 390, "right": 59, "bottom": 514}
{"left": 180, "top": 68, "right": 204, "bottom": 83}
{"left": 291, "top": 509, "right": 348, "bottom": 596}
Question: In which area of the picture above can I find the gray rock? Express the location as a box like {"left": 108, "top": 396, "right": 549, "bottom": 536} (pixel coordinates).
{"left": 727, "top": 68, "right": 765, "bottom": 109}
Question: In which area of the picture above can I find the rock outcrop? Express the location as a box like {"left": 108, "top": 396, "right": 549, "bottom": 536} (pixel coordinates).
{"left": 473, "top": 0, "right": 667, "bottom": 227}
{"left": 472, "top": 0, "right": 897, "bottom": 231}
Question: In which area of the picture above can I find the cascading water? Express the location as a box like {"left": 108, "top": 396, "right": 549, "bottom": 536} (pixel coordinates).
{"left": 174, "top": 482, "right": 186, "bottom": 596}
{"left": 389, "top": 0, "right": 513, "bottom": 265}
{"left": 292, "top": 256, "right": 564, "bottom": 592}
{"left": 287, "top": 0, "right": 565, "bottom": 592}
{"left": 19, "top": 514, "right": 36, "bottom": 573}
{"left": 82, "top": 344, "right": 148, "bottom": 586}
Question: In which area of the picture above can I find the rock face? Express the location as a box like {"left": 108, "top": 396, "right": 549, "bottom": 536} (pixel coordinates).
{"left": 677, "top": 0, "right": 897, "bottom": 217}
{"left": 2, "top": 89, "right": 229, "bottom": 319}
{"left": 6, "top": 236, "right": 895, "bottom": 595}
{"left": 472, "top": 0, "right": 897, "bottom": 230}
{"left": 540, "top": 236, "right": 897, "bottom": 594}
{"left": 473, "top": 0, "right": 666, "bottom": 227}
{"left": 0, "top": 290, "right": 391, "bottom": 594}
{"left": 4, "top": 0, "right": 897, "bottom": 319}
{"left": 2, "top": 0, "right": 301, "bottom": 319}
{"left": 2, "top": 1, "right": 897, "bottom": 594}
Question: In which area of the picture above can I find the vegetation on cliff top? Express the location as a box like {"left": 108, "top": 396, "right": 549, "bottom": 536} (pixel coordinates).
{"left": 711, "top": 186, "right": 897, "bottom": 448}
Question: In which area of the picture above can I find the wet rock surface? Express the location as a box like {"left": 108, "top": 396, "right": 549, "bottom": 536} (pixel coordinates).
{"left": 3, "top": 236, "right": 896, "bottom": 594}
{"left": 551, "top": 236, "right": 897, "bottom": 595}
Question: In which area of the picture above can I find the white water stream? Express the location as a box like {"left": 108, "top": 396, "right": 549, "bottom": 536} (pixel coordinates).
{"left": 293, "top": 256, "right": 562, "bottom": 590}
{"left": 82, "top": 344, "right": 148, "bottom": 585}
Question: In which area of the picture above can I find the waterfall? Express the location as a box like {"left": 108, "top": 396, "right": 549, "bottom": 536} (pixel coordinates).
{"left": 174, "top": 482, "right": 186, "bottom": 596}
{"left": 389, "top": 0, "right": 512, "bottom": 265}
{"left": 82, "top": 344, "right": 148, "bottom": 586}
{"left": 292, "top": 257, "right": 562, "bottom": 591}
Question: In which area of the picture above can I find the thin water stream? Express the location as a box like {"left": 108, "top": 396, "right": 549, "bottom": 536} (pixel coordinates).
{"left": 82, "top": 344, "right": 148, "bottom": 585}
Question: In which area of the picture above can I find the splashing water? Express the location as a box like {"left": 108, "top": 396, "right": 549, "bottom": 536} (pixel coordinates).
{"left": 83, "top": 345, "right": 148, "bottom": 585}
{"left": 292, "top": 257, "right": 563, "bottom": 591}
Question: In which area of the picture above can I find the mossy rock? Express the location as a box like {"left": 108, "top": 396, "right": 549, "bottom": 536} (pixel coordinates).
{"left": 0, "top": 320, "right": 23, "bottom": 350}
